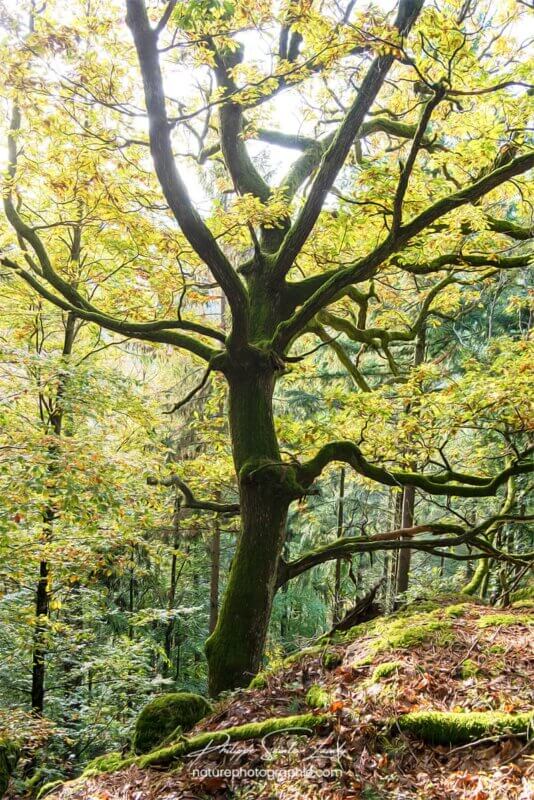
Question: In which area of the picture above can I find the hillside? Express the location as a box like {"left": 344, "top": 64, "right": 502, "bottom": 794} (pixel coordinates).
{"left": 36, "top": 597, "right": 533, "bottom": 800}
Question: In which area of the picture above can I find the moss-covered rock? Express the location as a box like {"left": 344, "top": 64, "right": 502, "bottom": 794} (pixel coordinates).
{"left": 0, "top": 738, "right": 20, "bottom": 798}
{"left": 396, "top": 710, "right": 534, "bottom": 745}
{"left": 322, "top": 649, "right": 343, "bottom": 669}
{"left": 305, "top": 684, "right": 331, "bottom": 709}
{"left": 133, "top": 693, "right": 212, "bottom": 754}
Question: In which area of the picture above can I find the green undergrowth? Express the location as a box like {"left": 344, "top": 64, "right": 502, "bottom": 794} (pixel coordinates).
{"left": 305, "top": 685, "right": 331, "bottom": 709}
{"left": 395, "top": 710, "right": 534, "bottom": 745}
{"left": 0, "top": 738, "right": 20, "bottom": 798}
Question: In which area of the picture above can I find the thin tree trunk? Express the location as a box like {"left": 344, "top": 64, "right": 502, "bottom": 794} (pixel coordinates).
{"left": 333, "top": 467, "right": 346, "bottom": 624}
{"left": 396, "top": 484, "right": 416, "bottom": 595}
{"left": 31, "top": 310, "right": 76, "bottom": 714}
{"left": 395, "top": 327, "right": 426, "bottom": 600}
{"left": 208, "top": 293, "right": 226, "bottom": 636}
{"left": 164, "top": 497, "right": 181, "bottom": 672}
{"left": 209, "top": 518, "right": 220, "bottom": 635}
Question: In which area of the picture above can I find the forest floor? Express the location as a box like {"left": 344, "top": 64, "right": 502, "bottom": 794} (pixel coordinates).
{"left": 38, "top": 597, "right": 534, "bottom": 800}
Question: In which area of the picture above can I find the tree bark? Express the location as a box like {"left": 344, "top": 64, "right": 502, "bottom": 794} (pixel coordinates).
{"left": 396, "top": 484, "right": 416, "bottom": 595}
{"left": 205, "top": 363, "right": 291, "bottom": 695}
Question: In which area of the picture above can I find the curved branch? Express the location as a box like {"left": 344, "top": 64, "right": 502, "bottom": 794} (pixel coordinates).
{"left": 392, "top": 252, "right": 532, "bottom": 275}
{"left": 147, "top": 475, "right": 240, "bottom": 515}
{"left": 2, "top": 257, "right": 216, "bottom": 361}
{"left": 164, "top": 366, "right": 213, "bottom": 414}
{"left": 296, "top": 441, "right": 534, "bottom": 498}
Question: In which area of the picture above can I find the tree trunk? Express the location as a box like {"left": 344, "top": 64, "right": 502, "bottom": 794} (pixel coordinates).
{"left": 396, "top": 484, "right": 415, "bottom": 595}
{"left": 333, "top": 467, "right": 346, "bottom": 624}
{"left": 206, "top": 363, "right": 290, "bottom": 696}
{"left": 163, "top": 497, "right": 181, "bottom": 674}
{"left": 31, "top": 310, "right": 76, "bottom": 714}
{"left": 395, "top": 328, "right": 426, "bottom": 600}
{"left": 31, "top": 557, "right": 49, "bottom": 713}
{"left": 209, "top": 519, "right": 221, "bottom": 635}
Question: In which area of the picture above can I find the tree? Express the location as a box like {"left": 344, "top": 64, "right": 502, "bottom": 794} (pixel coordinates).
{"left": 1, "top": 0, "right": 533, "bottom": 696}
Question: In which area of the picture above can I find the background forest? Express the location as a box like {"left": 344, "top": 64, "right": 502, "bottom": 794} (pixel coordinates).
{"left": 0, "top": 0, "right": 532, "bottom": 794}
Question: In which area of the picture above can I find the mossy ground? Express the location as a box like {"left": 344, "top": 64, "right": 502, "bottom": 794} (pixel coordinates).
{"left": 47, "top": 597, "right": 534, "bottom": 800}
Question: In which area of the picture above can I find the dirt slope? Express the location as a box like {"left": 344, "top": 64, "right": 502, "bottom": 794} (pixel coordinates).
{"left": 43, "top": 597, "right": 534, "bottom": 800}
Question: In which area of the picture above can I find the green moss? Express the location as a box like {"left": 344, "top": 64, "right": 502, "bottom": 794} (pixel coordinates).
{"left": 511, "top": 599, "right": 534, "bottom": 609}
{"left": 305, "top": 685, "right": 331, "bottom": 709}
{"left": 82, "top": 751, "right": 130, "bottom": 778}
{"left": 510, "top": 584, "right": 534, "bottom": 603}
{"left": 396, "top": 710, "right": 534, "bottom": 745}
{"left": 0, "top": 738, "right": 20, "bottom": 798}
{"left": 387, "top": 618, "right": 453, "bottom": 649}
{"left": 249, "top": 672, "right": 269, "bottom": 689}
{"left": 460, "top": 658, "right": 480, "bottom": 679}
{"left": 133, "top": 692, "right": 212, "bottom": 754}
{"left": 332, "top": 595, "right": 475, "bottom": 650}
{"left": 442, "top": 603, "right": 471, "bottom": 618}
{"left": 81, "top": 713, "right": 330, "bottom": 777}
{"left": 283, "top": 645, "right": 322, "bottom": 666}
{"left": 339, "top": 609, "right": 456, "bottom": 668}
{"left": 322, "top": 649, "right": 343, "bottom": 669}
{"left": 371, "top": 661, "right": 403, "bottom": 681}
{"left": 138, "top": 713, "right": 330, "bottom": 769}
{"left": 36, "top": 780, "right": 64, "bottom": 799}
{"left": 477, "top": 613, "right": 533, "bottom": 629}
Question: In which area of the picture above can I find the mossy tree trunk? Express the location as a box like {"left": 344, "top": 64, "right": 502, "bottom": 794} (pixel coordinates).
{"left": 206, "top": 361, "right": 293, "bottom": 695}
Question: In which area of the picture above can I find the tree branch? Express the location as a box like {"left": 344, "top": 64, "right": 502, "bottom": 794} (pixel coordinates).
{"left": 147, "top": 475, "right": 240, "bottom": 515}
{"left": 125, "top": 0, "right": 249, "bottom": 345}
{"left": 296, "top": 441, "right": 534, "bottom": 498}
{"left": 1, "top": 257, "right": 217, "bottom": 361}
{"left": 272, "top": 151, "right": 534, "bottom": 349}
{"left": 271, "top": 0, "right": 425, "bottom": 280}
